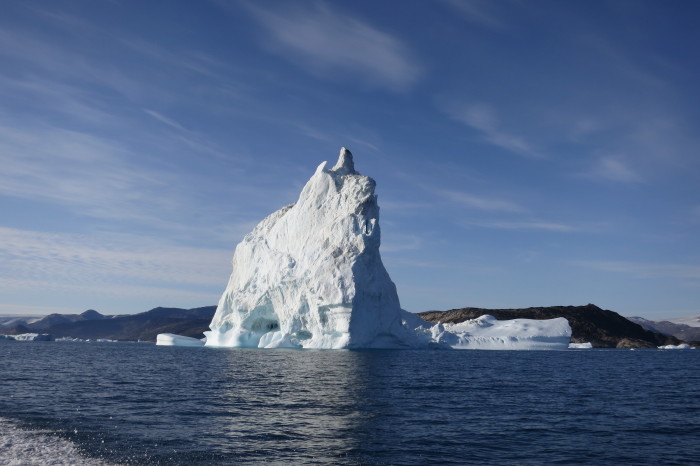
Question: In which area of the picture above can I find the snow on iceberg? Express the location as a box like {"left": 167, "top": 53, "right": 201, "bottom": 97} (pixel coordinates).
{"left": 186, "top": 148, "right": 572, "bottom": 350}
{"left": 156, "top": 333, "right": 205, "bottom": 347}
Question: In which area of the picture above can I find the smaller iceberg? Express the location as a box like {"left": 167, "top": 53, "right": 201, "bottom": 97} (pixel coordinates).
{"left": 569, "top": 342, "right": 593, "bottom": 349}
{"left": 156, "top": 333, "right": 205, "bottom": 347}
{"left": 0, "top": 333, "right": 53, "bottom": 341}
{"left": 658, "top": 343, "right": 693, "bottom": 350}
{"left": 424, "top": 315, "right": 571, "bottom": 350}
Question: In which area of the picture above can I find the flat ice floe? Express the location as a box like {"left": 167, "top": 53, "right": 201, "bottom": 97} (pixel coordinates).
{"left": 569, "top": 342, "right": 593, "bottom": 349}
{"left": 156, "top": 333, "right": 204, "bottom": 347}
{"left": 426, "top": 315, "right": 572, "bottom": 350}
{"left": 160, "top": 148, "right": 572, "bottom": 350}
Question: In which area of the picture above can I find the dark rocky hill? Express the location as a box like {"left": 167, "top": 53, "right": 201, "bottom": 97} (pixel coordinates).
{"left": 28, "top": 309, "right": 111, "bottom": 330}
{"left": 1, "top": 324, "right": 32, "bottom": 335}
{"left": 419, "top": 304, "right": 682, "bottom": 348}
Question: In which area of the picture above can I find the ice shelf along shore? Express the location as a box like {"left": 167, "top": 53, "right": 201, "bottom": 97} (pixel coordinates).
{"left": 158, "top": 148, "right": 572, "bottom": 350}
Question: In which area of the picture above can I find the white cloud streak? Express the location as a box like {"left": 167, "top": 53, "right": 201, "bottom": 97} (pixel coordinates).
{"left": 442, "top": 0, "right": 508, "bottom": 29}
{"left": 464, "top": 220, "right": 576, "bottom": 232}
{"left": 0, "top": 124, "right": 176, "bottom": 222}
{"left": 0, "top": 227, "right": 231, "bottom": 294}
{"left": 243, "top": 2, "right": 422, "bottom": 90}
{"left": 577, "top": 261, "right": 700, "bottom": 280}
{"left": 440, "top": 102, "right": 542, "bottom": 158}
{"left": 440, "top": 190, "right": 525, "bottom": 213}
{"left": 143, "top": 109, "right": 188, "bottom": 132}
{"left": 589, "top": 157, "right": 643, "bottom": 183}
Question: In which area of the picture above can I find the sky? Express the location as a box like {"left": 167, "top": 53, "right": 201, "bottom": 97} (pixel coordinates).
{"left": 1, "top": 0, "right": 699, "bottom": 319}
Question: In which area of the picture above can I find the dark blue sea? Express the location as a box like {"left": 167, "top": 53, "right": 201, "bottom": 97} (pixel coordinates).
{"left": 1, "top": 342, "right": 699, "bottom": 465}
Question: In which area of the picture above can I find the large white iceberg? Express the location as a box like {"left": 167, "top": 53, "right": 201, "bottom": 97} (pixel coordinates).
{"left": 194, "top": 148, "right": 571, "bottom": 350}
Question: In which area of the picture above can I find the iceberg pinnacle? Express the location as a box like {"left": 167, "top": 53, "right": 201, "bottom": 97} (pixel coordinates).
{"left": 197, "top": 148, "right": 572, "bottom": 350}
{"left": 331, "top": 147, "right": 356, "bottom": 175}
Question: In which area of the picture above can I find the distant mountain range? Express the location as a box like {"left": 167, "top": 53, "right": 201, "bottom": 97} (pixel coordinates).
{"left": 1, "top": 304, "right": 696, "bottom": 347}
{"left": 0, "top": 307, "right": 216, "bottom": 342}
{"left": 419, "top": 304, "right": 688, "bottom": 348}
{"left": 628, "top": 316, "right": 700, "bottom": 343}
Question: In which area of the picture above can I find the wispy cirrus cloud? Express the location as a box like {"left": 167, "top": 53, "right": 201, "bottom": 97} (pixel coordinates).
{"left": 576, "top": 261, "right": 700, "bottom": 280}
{"left": 439, "top": 189, "right": 526, "bottom": 213}
{"left": 585, "top": 156, "right": 643, "bottom": 183}
{"left": 242, "top": 2, "right": 422, "bottom": 90}
{"left": 380, "top": 232, "right": 423, "bottom": 253}
{"left": 0, "top": 122, "right": 257, "bottom": 244}
{"left": 439, "top": 101, "right": 542, "bottom": 158}
{"left": 441, "top": 0, "right": 509, "bottom": 29}
{"left": 0, "top": 227, "right": 230, "bottom": 294}
{"left": 143, "top": 109, "right": 189, "bottom": 132}
{"left": 464, "top": 220, "right": 576, "bottom": 232}
{"left": 0, "top": 124, "right": 169, "bottom": 218}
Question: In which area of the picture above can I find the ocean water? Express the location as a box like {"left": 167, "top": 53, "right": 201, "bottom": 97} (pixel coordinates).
{"left": 1, "top": 342, "right": 699, "bottom": 465}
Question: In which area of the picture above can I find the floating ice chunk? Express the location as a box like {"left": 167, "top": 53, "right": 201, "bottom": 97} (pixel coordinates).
{"left": 156, "top": 333, "right": 205, "bottom": 347}
{"left": 2, "top": 333, "right": 53, "bottom": 341}
{"left": 658, "top": 343, "right": 693, "bottom": 350}
{"left": 425, "top": 315, "right": 572, "bottom": 350}
{"left": 569, "top": 342, "right": 593, "bottom": 349}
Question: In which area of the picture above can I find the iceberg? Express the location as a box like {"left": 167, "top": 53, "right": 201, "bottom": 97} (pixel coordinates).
{"left": 156, "top": 333, "right": 205, "bottom": 347}
{"left": 425, "top": 315, "right": 572, "bottom": 350}
{"left": 193, "top": 148, "right": 571, "bottom": 350}
{"left": 205, "top": 148, "right": 418, "bottom": 349}
{"left": 658, "top": 343, "right": 693, "bottom": 350}
{"left": 569, "top": 342, "right": 593, "bottom": 349}
{"left": 0, "top": 333, "right": 53, "bottom": 341}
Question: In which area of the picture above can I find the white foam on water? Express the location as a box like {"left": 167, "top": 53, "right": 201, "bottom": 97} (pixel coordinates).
{"left": 0, "top": 417, "right": 108, "bottom": 466}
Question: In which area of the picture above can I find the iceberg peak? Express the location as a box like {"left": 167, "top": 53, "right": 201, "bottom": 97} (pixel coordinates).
{"left": 331, "top": 147, "right": 357, "bottom": 175}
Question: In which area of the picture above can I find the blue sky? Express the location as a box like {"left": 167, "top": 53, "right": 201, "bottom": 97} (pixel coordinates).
{"left": 1, "top": 0, "right": 699, "bottom": 319}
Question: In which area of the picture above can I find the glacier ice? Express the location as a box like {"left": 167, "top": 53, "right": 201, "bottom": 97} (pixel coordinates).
{"left": 192, "top": 148, "right": 572, "bottom": 350}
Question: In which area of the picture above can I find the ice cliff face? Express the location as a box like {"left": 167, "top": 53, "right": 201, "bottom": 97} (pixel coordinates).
{"left": 205, "top": 148, "right": 416, "bottom": 349}
{"left": 203, "top": 148, "right": 571, "bottom": 350}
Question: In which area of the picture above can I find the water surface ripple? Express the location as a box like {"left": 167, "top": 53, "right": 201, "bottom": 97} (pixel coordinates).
{"left": 1, "top": 342, "right": 698, "bottom": 464}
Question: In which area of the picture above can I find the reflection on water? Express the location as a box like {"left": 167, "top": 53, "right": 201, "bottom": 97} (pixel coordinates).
{"left": 213, "top": 349, "right": 375, "bottom": 462}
